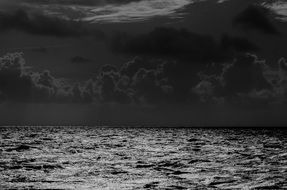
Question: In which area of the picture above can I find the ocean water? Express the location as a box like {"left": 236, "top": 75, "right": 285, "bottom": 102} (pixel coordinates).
{"left": 0, "top": 127, "right": 287, "bottom": 190}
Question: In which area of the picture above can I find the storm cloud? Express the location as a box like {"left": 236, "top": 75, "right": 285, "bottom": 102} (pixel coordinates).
{"left": 0, "top": 52, "right": 92, "bottom": 103}
{"left": 233, "top": 5, "right": 278, "bottom": 34}
{"left": 112, "top": 27, "right": 259, "bottom": 64}
{"left": 193, "top": 53, "right": 287, "bottom": 106}
{"left": 70, "top": 56, "right": 95, "bottom": 65}
{"left": 0, "top": 9, "right": 104, "bottom": 37}
{"left": 1, "top": 51, "right": 287, "bottom": 107}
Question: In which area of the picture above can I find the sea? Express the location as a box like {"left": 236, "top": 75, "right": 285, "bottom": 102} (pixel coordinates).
{"left": 0, "top": 126, "right": 287, "bottom": 189}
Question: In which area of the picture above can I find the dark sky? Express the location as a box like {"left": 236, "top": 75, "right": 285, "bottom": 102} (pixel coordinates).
{"left": 0, "top": 0, "right": 287, "bottom": 126}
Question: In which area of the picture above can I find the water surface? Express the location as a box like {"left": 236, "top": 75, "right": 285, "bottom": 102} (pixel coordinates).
{"left": 0, "top": 127, "right": 287, "bottom": 189}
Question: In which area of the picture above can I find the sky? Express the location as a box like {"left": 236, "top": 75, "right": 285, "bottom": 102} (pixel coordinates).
{"left": 0, "top": 0, "right": 287, "bottom": 126}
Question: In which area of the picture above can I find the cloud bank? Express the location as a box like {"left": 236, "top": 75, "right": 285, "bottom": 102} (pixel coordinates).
{"left": 1, "top": 52, "right": 287, "bottom": 107}
{"left": 0, "top": 53, "right": 92, "bottom": 103}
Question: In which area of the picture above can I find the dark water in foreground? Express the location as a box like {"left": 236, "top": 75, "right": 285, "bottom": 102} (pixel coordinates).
{"left": 0, "top": 127, "right": 287, "bottom": 190}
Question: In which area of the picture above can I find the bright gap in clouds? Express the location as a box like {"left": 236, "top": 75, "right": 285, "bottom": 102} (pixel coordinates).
{"left": 20, "top": 0, "right": 287, "bottom": 23}
{"left": 22, "top": 0, "right": 199, "bottom": 23}
{"left": 7, "top": 0, "right": 287, "bottom": 23}
{"left": 22, "top": 0, "right": 266, "bottom": 23}
{"left": 263, "top": 1, "right": 287, "bottom": 21}
{"left": 82, "top": 0, "right": 194, "bottom": 23}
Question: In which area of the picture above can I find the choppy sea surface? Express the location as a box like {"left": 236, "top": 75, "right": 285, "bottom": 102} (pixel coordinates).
{"left": 0, "top": 127, "right": 287, "bottom": 190}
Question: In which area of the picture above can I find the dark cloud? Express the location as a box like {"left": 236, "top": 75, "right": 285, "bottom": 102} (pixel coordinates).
{"left": 193, "top": 54, "right": 280, "bottom": 105}
{"left": 220, "top": 34, "right": 258, "bottom": 52}
{"left": 119, "top": 58, "right": 176, "bottom": 103}
{"left": 95, "top": 54, "right": 287, "bottom": 106}
{"left": 0, "top": 52, "right": 93, "bottom": 103}
{"left": 222, "top": 54, "right": 272, "bottom": 95}
{"left": 99, "top": 73, "right": 132, "bottom": 104}
{"left": 0, "top": 9, "right": 104, "bottom": 37}
{"left": 70, "top": 56, "right": 94, "bottom": 64}
{"left": 2, "top": 52, "right": 287, "bottom": 107}
{"left": 101, "top": 64, "right": 118, "bottom": 73}
{"left": 0, "top": 0, "right": 19, "bottom": 9}
{"left": 112, "top": 27, "right": 227, "bottom": 63}
{"left": 0, "top": 53, "right": 35, "bottom": 101}
{"left": 95, "top": 57, "right": 197, "bottom": 105}
{"left": 131, "top": 68, "right": 173, "bottom": 104}
{"left": 30, "top": 47, "right": 48, "bottom": 53}
{"left": 233, "top": 5, "right": 278, "bottom": 34}
{"left": 120, "top": 57, "right": 159, "bottom": 77}
{"left": 110, "top": 27, "right": 261, "bottom": 103}
{"left": 0, "top": 44, "right": 70, "bottom": 53}
{"left": 111, "top": 27, "right": 259, "bottom": 64}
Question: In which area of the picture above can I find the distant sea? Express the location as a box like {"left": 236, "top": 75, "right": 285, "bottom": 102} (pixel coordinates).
{"left": 0, "top": 126, "right": 287, "bottom": 189}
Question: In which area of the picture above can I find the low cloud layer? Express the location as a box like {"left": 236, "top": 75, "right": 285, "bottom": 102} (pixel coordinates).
{"left": 0, "top": 53, "right": 92, "bottom": 103}
{"left": 1, "top": 52, "right": 287, "bottom": 108}
{"left": 194, "top": 54, "right": 287, "bottom": 106}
